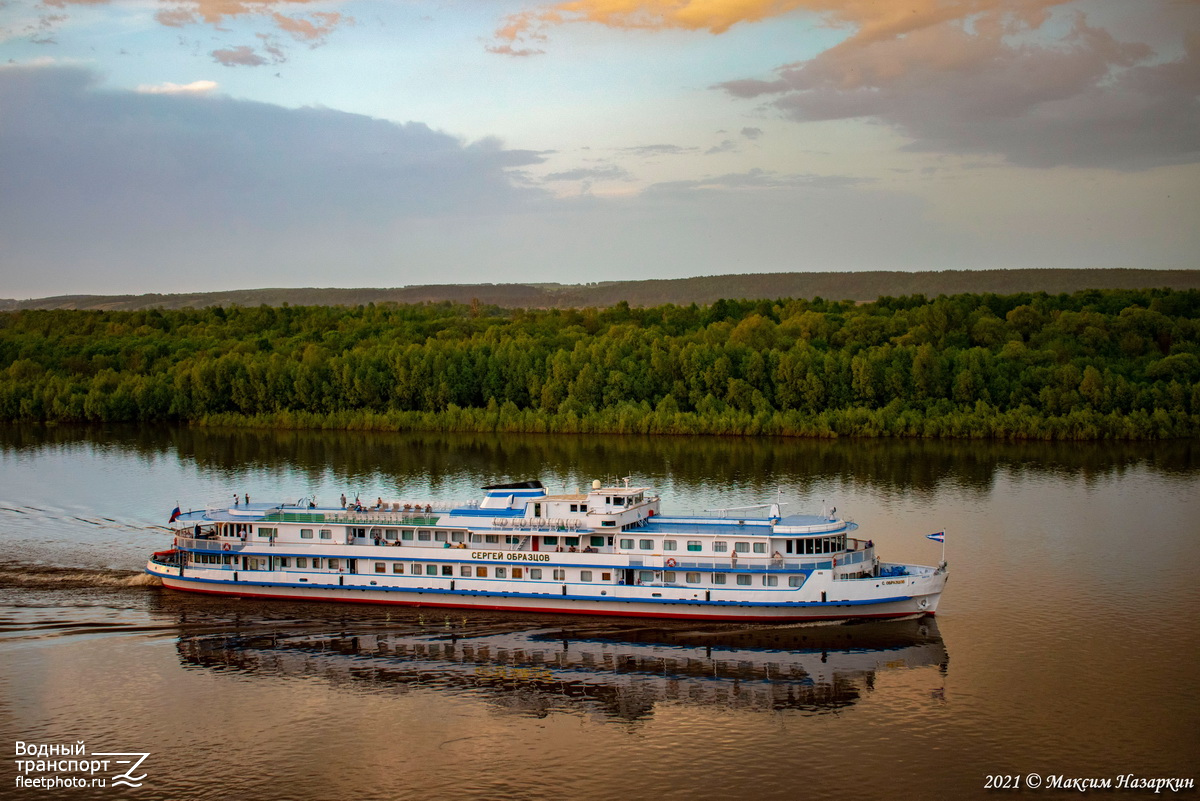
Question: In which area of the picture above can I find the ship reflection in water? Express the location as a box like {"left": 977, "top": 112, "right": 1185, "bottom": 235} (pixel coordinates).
{"left": 175, "top": 615, "right": 948, "bottom": 721}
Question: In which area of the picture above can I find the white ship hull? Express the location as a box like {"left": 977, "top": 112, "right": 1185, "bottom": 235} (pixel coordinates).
{"left": 150, "top": 562, "right": 945, "bottom": 622}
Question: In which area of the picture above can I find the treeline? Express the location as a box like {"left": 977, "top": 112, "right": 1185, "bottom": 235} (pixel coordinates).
{"left": 1, "top": 289, "right": 1198, "bottom": 439}
{"left": 6, "top": 269, "right": 1200, "bottom": 312}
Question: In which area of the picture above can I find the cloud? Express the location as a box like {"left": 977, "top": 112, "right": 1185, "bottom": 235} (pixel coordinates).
{"left": 543, "top": 164, "right": 634, "bottom": 181}
{"left": 619, "top": 143, "right": 699, "bottom": 157}
{"left": 211, "top": 45, "right": 268, "bottom": 67}
{"left": 487, "top": 0, "right": 1068, "bottom": 54}
{"left": 491, "top": 0, "right": 813, "bottom": 52}
{"left": 705, "top": 138, "right": 736, "bottom": 155}
{"left": 740, "top": 127, "right": 763, "bottom": 140}
{"left": 26, "top": 0, "right": 353, "bottom": 64}
{"left": 646, "top": 167, "right": 867, "bottom": 193}
{"left": 0, "top": 64, "right": 550, "bottom": 290}
{"left": 716, "top": 12, "right": 1200, "bottom": 169}
{"left": 136, "top": 79, "right": 218, "bottom": 94}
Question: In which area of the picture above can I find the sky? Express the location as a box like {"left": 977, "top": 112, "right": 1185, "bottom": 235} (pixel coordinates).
{"left": 0, "top": 0, "right": 1197, "bottom": 298}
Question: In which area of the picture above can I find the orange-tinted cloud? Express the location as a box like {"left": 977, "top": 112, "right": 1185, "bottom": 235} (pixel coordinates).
{"left": 490, "top": 0, "right": 1068, "bottom": 52}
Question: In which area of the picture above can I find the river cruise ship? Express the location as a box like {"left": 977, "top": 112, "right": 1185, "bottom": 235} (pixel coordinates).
{"left": 147, "top": 480, "right": 948, "bottom": 621}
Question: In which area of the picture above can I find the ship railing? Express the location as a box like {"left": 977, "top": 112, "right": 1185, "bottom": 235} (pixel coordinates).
{"left": 174, "top": 536, "right": 244, "bottom": 553}
{"left": 323, "top": 512, "right": 444, "bottom": 525}
{"left": 496, "top": 518, "right": 583, "bottom": 531}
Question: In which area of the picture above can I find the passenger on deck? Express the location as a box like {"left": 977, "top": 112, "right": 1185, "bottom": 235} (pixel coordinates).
{"left": 340, "top": 493, "right": 347, "bottom": 508}
{"left": 245, "top": 493, "right": 250, "bottom": 505}
{"left": 425, "top": 504, "right": 433, "bottom": 514}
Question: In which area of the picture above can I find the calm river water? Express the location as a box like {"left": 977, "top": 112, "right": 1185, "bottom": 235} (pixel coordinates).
{"left": 0, "top": 426, "right": 1197, "bottom": 800}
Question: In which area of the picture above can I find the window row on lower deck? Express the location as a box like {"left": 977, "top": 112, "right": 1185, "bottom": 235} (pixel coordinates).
{"left": 185, "top": 554, "right": 808, "bottom": 587}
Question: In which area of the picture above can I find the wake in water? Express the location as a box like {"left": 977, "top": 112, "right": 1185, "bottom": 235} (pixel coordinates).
{"left": 0, "top": 559, "right": 161, "bottom": 590}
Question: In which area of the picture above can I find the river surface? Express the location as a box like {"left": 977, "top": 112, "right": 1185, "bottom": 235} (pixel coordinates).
{"left": 0, "top": 426, "right": 1197, "bottom": 800}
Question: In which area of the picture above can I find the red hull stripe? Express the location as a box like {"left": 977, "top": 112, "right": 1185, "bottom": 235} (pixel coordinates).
{"left": 160, "top": 580, "right": 927, "bottom": 622}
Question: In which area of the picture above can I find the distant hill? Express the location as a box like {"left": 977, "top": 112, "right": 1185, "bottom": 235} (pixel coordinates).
{"left": 3, "top": 269, "right": 1198, "bottom": 311}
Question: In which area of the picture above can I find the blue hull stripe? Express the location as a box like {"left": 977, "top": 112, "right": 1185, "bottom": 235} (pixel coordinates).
{"left": 153, "top": 570, "right": 910, "bottom": 608}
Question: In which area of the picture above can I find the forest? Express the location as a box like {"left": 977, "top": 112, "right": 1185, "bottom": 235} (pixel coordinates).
{"left": 1, "top": 289, "right": 1198, "bottom": 439}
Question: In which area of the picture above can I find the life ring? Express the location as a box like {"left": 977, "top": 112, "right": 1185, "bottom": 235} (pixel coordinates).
{"left": 665, "top": 558, "right": 677, "bottom": 568}
{"left": 222, "top": 543, "right": 231, "bottom": 551}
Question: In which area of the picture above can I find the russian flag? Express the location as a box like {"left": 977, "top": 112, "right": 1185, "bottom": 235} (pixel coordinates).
{"left": 169, "top": 506, "right": 181, "bottom": 524}
{"left": 926, "top": 531, "right": 945, "bottom": 542}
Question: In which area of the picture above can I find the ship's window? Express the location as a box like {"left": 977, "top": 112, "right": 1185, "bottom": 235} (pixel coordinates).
{"left": 686, "top": 541, "right": 702, "bottom": 552}
{"left": 328, "top": 559, "right": 340, "bottom": 569}
{"left": 418, "top": 530, "right": 432, "bottom": 541}
{"left": 663, "top": 571, "right": 676, "bottom": 582}
{"left": 763, "top": 575, "right": 778, "bottom": 586}
{"left": 312, "top": 558, "right": 321, "bottom": 569}
{"left": 590, "top": 536, "right": 604, "bottom": 547}
{"left": 280, "top": 558, "right": 290, "bottom": 567}
{"left": 460, "top": 565, "right": 471, "bottom": 577}
{"left": 300, "top": 529, "right": 313, "bottom": 539}
{"left": 569, "top": 504, "right": 579, "bottom": 512}
{"left": 485, "top": 534, "right": 500, "bottom": 544}
{"left": 505, "top": 535, "right": 521, "bottom": 545}
{"left": 734, "top": 542, "right": 750, "bottom": 553}
{"left": 601, "top": 521, "right": 616, "bottom": 527}
{"left": 402, "top": 530, "right": 414, "bottom": 541}
{"left": 476, "top": 566, "right": 487, "bottom": 577}
{"left": 257, "top": 527, "right": 275, "bottom": 538}
{"left": 754, "top": 543, "right": 767, "bottom": 554}
{"left": 613, "top": 497, "right": 625, "bottom": 506}
{"left": 495, "top": 567, "right": 507, "bottom": 579}
{"left": 639, "top": 539, "right": 653, "bottom": 550}
{"left": 412, "top": 563, "right": 421, "bottom": 573}
{"left": 789, "top": 575, "right": 804, "bottom": 587}
{"left": 441, "top": 565, "right": 453, "bottom": 576}
{"left": 785, "top": 540, "right": 793, "bottom": 554}
{"left": 566, "top": 537, "right": 579, "bottom": 546}
{"left": 580, "top": 505, "right": 588, "bottom": 513}
{"left": 544, "top": 536, "right": 559, "bottom": 545}
{"left": 425, "top": 564, "right": 437, "bottom": 576}
{"left": 375, "top": 563, "right": 386, "bottom": 573}
{"left": 713, "top": 573, "right": 727, "bottom": 585}
{"left": 319, "top": 529, "right": 332, "bottom": 539}
{"left": 553, "top": 569, "right": 566, "bottom": 580}
{"left": 530, "top": 568, "right": 542, "bottom": 580}
{"left": 371, "top": 528, "right": 383, "bottom": 538}
{"left": 384, "top": 529, "right": 397, "bottom": 541}
{"left": 512, "top": 568, "right": 523, "bottom": 579}
{"left": 663, "top": 540, "right": 677, "bottom": 551}
{"left": 469, "top": 534, "right": 482, "bottom": 543}
{"left": 451, "top": 531, "right": 465, "bottom": 542}
{"left": 736, "top": 575, "right": 751, "bottom": 586}
{"left": 712, "top": 541, "right": 728, "bottom": 553}
{"left": 620, "top": 538, "right": 634, "bottom": 549}
{"left": 601, "top": 572, "right": 611, "bottom": 581}
{"left": 580, "top": 571, "right": 593, "bottom": 582}
{"left": 393, "top": 563, "right": 404, "bottom": 574}
{"left": 638, "top": 570, "right": 654, "bottom": 582}
{"left": 296, "top": 557, "right": 308, "bottom": 568}
{"left": 435, "top": 532, "right": 448, "bottom": 542}
{"left": 685, "top": 572, "right": 701, "bottom": 583}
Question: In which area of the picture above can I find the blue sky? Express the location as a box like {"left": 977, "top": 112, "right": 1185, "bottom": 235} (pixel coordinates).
{"left": 1, "top": 0, "right": 1197, "bottom": 298}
